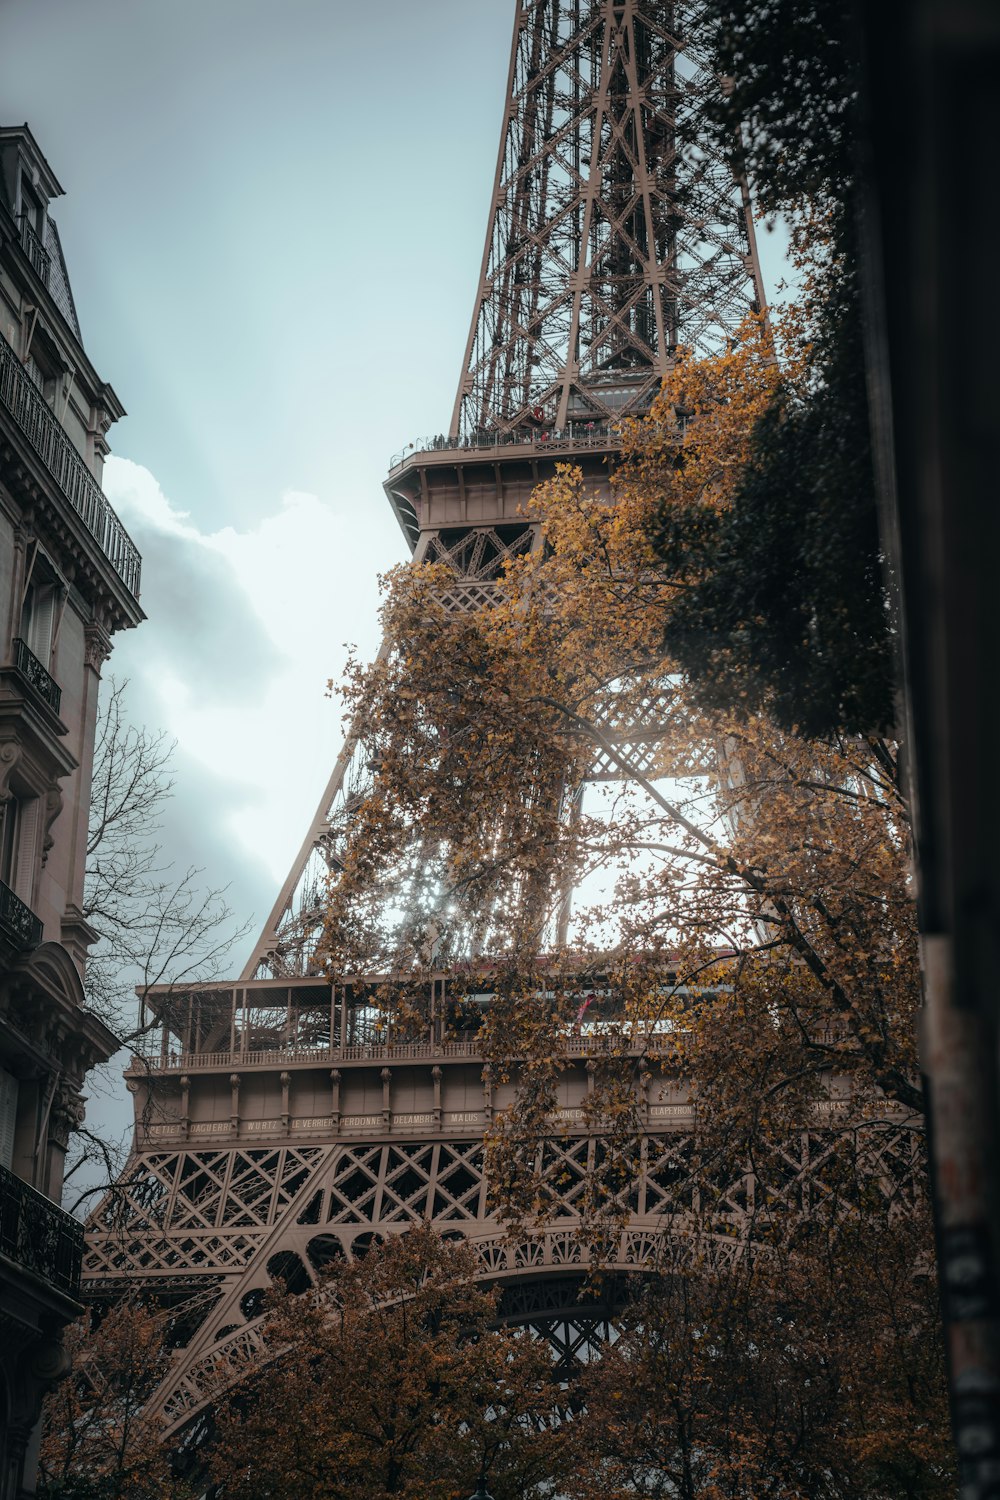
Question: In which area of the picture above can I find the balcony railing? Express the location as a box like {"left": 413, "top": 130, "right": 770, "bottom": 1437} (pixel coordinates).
{"left": 389, "top": 420, "right": 626, "bottom": 471}
{"left": 0, "top": 333, "right": 141, "bottom": 599}
{"left": 18, "top": 217, "right": 51, "bottom": 285}
{"left": 11, "top": 637, "right": 61, "bottom": 714}
{"left": 127, "top": 1028, "right": 677, "bottom": 1075}
{"left": 0, "top": 877, "right": 42, "bottom": 949}
{"left": 0, "top": 1162, "right": 83, "bottom": 1298}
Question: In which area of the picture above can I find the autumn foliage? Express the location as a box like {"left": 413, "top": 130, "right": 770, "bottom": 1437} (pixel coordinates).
{"left": 49, "top": 307, "right": 947, "bottom": 1499}
{"left": 38, "top": 1301, "right": 183, "bottom": 1500}
{"left": 304, "top": 304, "right": 949, "bottom": 1491}
{"left": 209, "top": 1227, "right": 563, "bottom": 1500}
{"left": 569, "top": 1210, "right": 950, "bottom": 1500}
{"left": 320, "top": 315, "right": 921, "bottom": 1164}
{"left": 44, "top": 1220, "right": 950, "bottom": 1500}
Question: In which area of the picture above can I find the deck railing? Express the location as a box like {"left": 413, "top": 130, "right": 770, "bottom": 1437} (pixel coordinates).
{"left": 127, "top": 1029, "right": 679, "bottom": 1075}
{"left": 0, "top": 1162, "right": 83, "bottom": 1298}
{"left": 0, "top": 332, "right": 141, "bottom": 598}
{"left": 389, "top": 420, "right": 625, "bottom": 471}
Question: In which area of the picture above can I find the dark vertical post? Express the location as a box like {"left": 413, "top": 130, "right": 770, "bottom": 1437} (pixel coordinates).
{"left": 859, "top": 3, "right": 1000, "bottom": 1491}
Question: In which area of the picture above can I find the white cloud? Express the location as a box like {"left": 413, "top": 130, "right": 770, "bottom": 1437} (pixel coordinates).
{"left": 104, "top": 456, "right": 201, "bottom": 540}
{"left": 103, "top": 457, "right": 384, "bottom": 889}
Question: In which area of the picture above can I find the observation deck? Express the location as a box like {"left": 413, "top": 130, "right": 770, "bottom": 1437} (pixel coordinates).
{"left": 125, "top": 973, "right": 700, "bottom": 1151}
{"left": 124, "top": 971, "right": 859, "bottom": 1154}
{"left": 95, "top": 969, "right": 875, "bottom": 1445}
{"left": 383, "top": 424, "right": 624, "bottom": 552}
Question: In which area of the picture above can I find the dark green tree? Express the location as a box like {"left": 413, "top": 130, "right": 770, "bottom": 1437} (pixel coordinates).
{"left": 660, "top": 0, "right": 893, "bottom": 737}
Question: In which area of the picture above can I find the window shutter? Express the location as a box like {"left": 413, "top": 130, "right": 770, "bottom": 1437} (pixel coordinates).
{"left": 13, "top": 797, "right": 40, "bottom": 905}
{"left": 0, "top": 1069, "right": 17, "bottom": 1170}
{"left": 27, "top": 584, "right": 57, "bottom": 664}
{"left": 0, "top": 799, "right": 19, "bottom": 888}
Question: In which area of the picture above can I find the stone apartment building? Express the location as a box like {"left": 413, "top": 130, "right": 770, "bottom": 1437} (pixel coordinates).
{"left": 0, "top": 124, "right": 143, "bottom": 1495}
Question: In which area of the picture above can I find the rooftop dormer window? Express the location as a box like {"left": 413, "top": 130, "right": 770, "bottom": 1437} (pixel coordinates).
{"left": 19, "top": 178, "right": 41, "bottom": 230}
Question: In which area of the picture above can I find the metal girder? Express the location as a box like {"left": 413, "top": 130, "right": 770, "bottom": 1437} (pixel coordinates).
{"left": 451, "top": 0, "right": 765, "bottom": 438}
{"left": 86, "top": 7, "right": 786, "bottom": 1441}
{"left": 242, "top": 0, "right": 764, "bottom": 982}
{"left": 84, "top": 1107, "right": 922, "bottom": 1435}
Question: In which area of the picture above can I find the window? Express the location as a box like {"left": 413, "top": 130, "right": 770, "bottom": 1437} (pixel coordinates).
{"left": 21, "top": 579, "right": 58, "bottom": 663}
{"left": 18, "top": 552, "right": 64, "bottom": 669}
{"left": 0, "top": 793, "right": 40, "bottom": 905}
{"left": 0, "top": 798, "right": 19, "bottom": 887}
{"left": 17, "top": 181, "right": 50, "bottom": 286}
{"left": 18, "top": 180, "right": 40, "bottom": 233}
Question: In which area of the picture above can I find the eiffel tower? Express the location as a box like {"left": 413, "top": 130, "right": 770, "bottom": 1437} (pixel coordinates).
{"left": 81, "top": 0, "right": 802, "bottom": 1437}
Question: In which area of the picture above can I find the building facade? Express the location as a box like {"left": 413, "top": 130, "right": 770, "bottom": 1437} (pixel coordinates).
{"left": 0, "top": 124, "right": 143, "bottom": 1496}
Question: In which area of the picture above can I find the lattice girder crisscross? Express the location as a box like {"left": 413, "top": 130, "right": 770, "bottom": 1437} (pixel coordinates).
{"left": 235, "top": 0, "right": 766, "bottom": 983}
{"left": 80, "top": 2, "right": 911, "bottom": 1456}
{"left": 84, "top": 1145, "right": 327, "bottom": 1285}
{"left": 453, "top": 0, "right": 765, "bottom": 438}
{"left": 84, "top": 1100, "right": 923, "bottom": 1442}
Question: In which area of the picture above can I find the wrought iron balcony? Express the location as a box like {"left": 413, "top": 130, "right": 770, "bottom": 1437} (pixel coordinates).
{"left": 0, "top": 332, "right": 141, "bottom": 599}
{"left": 0, "top": 877, "right": 43, "bottom": 950}
{"left": 11, "top": 637, "right": 61, "bottom": 715}
{"left": 18, "top": 216, "right": 51, "bottom": 285}
{"left": 0, "top": 1162, "right": 83, "bottom": 1298}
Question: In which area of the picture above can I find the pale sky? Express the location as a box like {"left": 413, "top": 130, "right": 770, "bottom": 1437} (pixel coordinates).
{"left": 0, "top": 0, "right": 790, "bottom": 1161}
{"left": 0, "top": 0, "right": 518, "bottom": 929}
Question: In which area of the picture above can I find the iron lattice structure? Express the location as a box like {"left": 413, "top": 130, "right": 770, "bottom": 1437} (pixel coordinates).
{"left": 84, "top": 0, "right": 791, "bottom": 1432}
{"left": 85, "top": 977, "right": 924, "bottom": 1435}
{"left": 452, "top": 0, "right": 766, "bottom": 437}
{"left": 245, "top": 4, "right": 762, "bottom": 984}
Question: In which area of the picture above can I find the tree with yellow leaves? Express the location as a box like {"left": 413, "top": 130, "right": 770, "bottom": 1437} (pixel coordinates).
{"left": 209, "top": 1226, "right": 564, "bottom": 1500}
{"left": 312, "top": 306, "right": 947, "bottom": 1492}
{"left": 38, "top": 1300, "right": 189, "bottom": 1500}
{"left": 320, "top": 315, "right": 919, "bottom": 1156}
{"left": 568, "top": 1208, "right": 951, "bottom": 1500}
